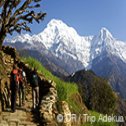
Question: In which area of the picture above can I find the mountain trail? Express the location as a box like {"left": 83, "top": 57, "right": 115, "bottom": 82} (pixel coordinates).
{"left": 0, "top": 107, "right": 38, "bottom": 126}
{"left": 0, "top": 46, "right": 58, "bottom": 126}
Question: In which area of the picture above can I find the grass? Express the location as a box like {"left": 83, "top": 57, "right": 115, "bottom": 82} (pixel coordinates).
{"left": 21, "top": 57, "right": 80, "bottom": 111}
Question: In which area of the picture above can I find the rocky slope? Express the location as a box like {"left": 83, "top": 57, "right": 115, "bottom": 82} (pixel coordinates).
{"left": 0, "top": 46, "right": 87, "bottom": 126}
{"left": 18, "top": 49, "right": 69, "bottom": 78}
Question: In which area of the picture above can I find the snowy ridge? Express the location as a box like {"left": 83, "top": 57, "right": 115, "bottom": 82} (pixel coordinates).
{"left": 6, "top": 19, "right": 126, "bottom": 69}
{"left": 9, "top": 34, "right": 33, "bottom": 44}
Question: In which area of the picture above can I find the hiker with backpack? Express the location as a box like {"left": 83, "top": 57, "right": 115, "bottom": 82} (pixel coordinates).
{"left": 10, "top": 64, "right": 19, "bottom": 112}
{"left": 18, "top": 67, "right": 27, "bottom": 107}
{"left": 31, "top": 68, "right": 39, "bottom": 109}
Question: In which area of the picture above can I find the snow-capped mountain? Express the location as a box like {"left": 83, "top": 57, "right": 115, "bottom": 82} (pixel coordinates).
{"left": 5, "top": 19, "right": 126, "bottom": 98}
{"left": 6, "top": 19, "right": 126, "bottom": 69}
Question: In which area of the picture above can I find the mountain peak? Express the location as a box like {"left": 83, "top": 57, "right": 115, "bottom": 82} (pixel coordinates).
{"left": 47, "top": 19, "right": 67, "bottom": 28}
{"left": 49, "top": 19, "right": 63, "bottom": 24}
{"left": 99, "top": 27, "right": 113, "bottom": 40}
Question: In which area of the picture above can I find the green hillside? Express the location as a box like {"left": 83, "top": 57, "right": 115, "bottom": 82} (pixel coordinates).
{"left": 22, "top": 57, "right": 86, "bottom": 113}
{"left": 22, "top": 57, "right": 117, "bottom": 126}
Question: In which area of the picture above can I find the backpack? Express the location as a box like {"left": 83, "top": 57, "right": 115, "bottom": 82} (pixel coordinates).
{"left": 12, "top": 69, "right": 19, "bottom": 83}
{"left": 32, "top": 74, "right": 38, "bottom": 87}
{"left": 22, "top": 71, "right": 26, "bottom": 78}
{"left": 20, "top": 70, "right": 26, "bottom": 87}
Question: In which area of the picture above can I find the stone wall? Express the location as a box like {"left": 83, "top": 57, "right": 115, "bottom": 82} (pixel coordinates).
{"left": 56, "top": 101, "right": 72, "bottom": 126}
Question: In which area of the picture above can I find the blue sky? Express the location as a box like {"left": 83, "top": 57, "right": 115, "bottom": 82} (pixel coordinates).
{"left": 11, "top": 0, "right": 126, "bottom": 41}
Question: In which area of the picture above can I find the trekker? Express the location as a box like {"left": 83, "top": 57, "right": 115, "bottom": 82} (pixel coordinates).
{"left": 10, "top": 64, "right": 19, "bottom": 112}
{"left": 31, "top": 68, "right": 39, "bottom": 109}
{"left": 18, "top": 67, "right": 26, "bottom": 107}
